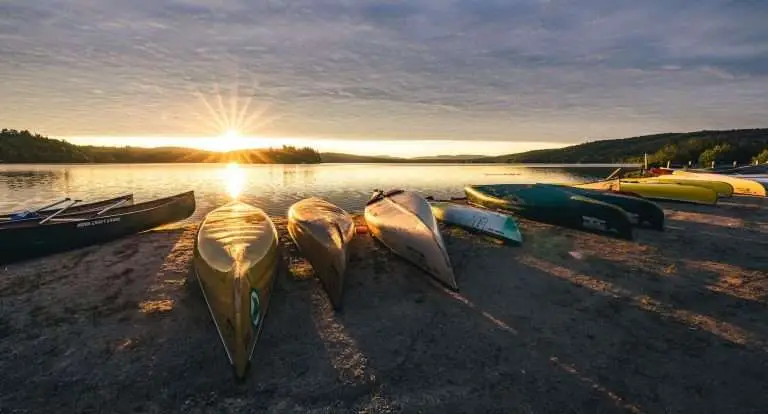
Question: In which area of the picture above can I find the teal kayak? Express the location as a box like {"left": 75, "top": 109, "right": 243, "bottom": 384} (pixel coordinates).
{"left": 465, "top": 184, "right": 634, "bottom": 240}
{"left": 538, "top": 184, "right": 665, "bottom": 230}
{"left": 430, "top": 201, "right": 523, "bottom": 245}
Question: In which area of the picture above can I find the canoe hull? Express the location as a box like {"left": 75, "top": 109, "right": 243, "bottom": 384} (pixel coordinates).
{"left": 192, "top": 201, "right": 279, "bottom": 380}
{"left": 640, "top": 176, "right": 734, "bottom": 198}
{"left": 430, "top": 201, "right": 523, "bottom": 244}
{"left": 672, "top": 171, "right": 766, "bottom": 196}
{"left": 547, "top": 185, "right": 665, "bottom": 230}
{"left": 0, "top": 192, "right": 195, "bottom": 264}
{"left": 465, "top": 184, "right": 634, "bottom": 240}
{"left": 574, "top": 179, "right": 718, "bottom": 205}
{"left": 365, "top": 190, "right": 457, "bottom": 290}
{"left": 287, "top": 197, "right": 355, "bottom": 310}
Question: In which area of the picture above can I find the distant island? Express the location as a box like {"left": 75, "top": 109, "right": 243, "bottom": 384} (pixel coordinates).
{"left": 2, "top": 128, "right": 767, "bottom": 166}
{"left": 0, "top": 129, "right": 321, "bottom": 164}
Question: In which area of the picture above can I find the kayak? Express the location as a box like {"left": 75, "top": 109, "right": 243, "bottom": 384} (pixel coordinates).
{"left": 465, "top": 184, "right": 634, "bottom": 240}
{"left": 429, "top": 200, "right": 523, "bottom": 244}
{"left": 192, "top": 201, "right": 279, "bottom": 380}
{"left": 287, "top": 197, "right": 355, "bottom": 310}
{"left": 364, "top": 189, "right": 457, "bottom": 291}
{"left": 635, "top": 176, "right": 734, "bottom": 198}
{"left": 0, "top": 191, "right": 195, "bottom": 264}
{"left": 0, "top": 194, "right": 134, "bottom": 221}
{"left": 542, "top": 184, "right": 665, "bottom": 230}
{"left": 671, "top": 170, "right": 766, "bottom": 196}
{"left": 572, "top": 179, "right": 718, "bottom": 205}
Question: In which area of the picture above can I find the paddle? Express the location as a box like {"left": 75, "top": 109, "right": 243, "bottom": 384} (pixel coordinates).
{"left": 605, "top": 168, "right": 623, "bottom": 180}
{"left": 33, "top": 197, "right": 72, "bottom": 213}
{"left": 94, "top": 197, "right": 130, "bottom": 216}
{"left": 39, "top": 199, "right": 82, "bottom": 224}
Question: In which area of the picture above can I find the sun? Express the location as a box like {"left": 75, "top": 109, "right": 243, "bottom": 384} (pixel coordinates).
{"left": 211, "top": 129, "right": 242, "bottom": 152}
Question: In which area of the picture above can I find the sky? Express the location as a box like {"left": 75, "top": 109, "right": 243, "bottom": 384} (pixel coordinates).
{"left": 1, "top": 0, "right": 767, "bottom": 156}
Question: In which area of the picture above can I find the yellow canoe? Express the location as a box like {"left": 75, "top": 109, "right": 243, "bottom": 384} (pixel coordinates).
{"left": 671, "top": 170, "right": 767, "bottom": 196}
{"left": 572, "top": 179, "right": 718, "bottom": 205}
{"left": 636, "top": 176, "right": 734, "bottom": 198}
{"left": 193, "top": 201, "right": 280, "bottom": 380}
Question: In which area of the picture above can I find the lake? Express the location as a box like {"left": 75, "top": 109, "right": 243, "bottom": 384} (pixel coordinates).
{"left": 0, "top": 163, "right": 631, "bottom": 220}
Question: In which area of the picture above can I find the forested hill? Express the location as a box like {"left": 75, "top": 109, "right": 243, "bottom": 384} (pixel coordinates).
{"left": 0, "top": 129, "right": 322, "bottom": 164}
{"left": 478, "top": 129, "right": 768, "bottom": 166}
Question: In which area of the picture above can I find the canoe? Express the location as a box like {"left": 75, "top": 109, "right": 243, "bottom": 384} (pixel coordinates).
{"left": 364, "top": 189, "right": 457, "bottom": 291}
{"left": 573, "top": 179, "right": 718, "bottom": 205}
{"left": 733, "top": 174, "right": 768, "bottom": 185}
{"left": 429, "top": 201, "right": 523, "bottom": 244}
{"left": 0, "top": 194, "right": 134, "bottom": 221}
{"left": 671, "top": 171, "right": 766, "bottom": 196}
{"left": 192, "top": 201, "right": 279, "bottom": 380}
{"left": 542, "top": 184, "right": 665, "bottom": 230}
{"left": 635, "top": 176, "right": 734, "bottom": 198}
{"left": 0, "top": 191, "right": 195, "bottom": 264}
{"left": 465, "top": 184, "right": 634, "bottom": 240}
{"left": 287, "top": 197, "right": 355, "bottom": 310}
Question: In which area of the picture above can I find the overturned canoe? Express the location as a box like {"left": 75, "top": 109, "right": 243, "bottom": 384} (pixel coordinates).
{"left": 287, "top": 197, "right": 355, "bottom": 310}
{"left": 0, "top": 194, "right": 134, "bottom": 222}
{"left": 365, "top": 189, "right": 457, "bottom": 291}
{"left": 671, "top": 170, "right": 766, "bottom": 196}
{"left": 192, "top": 201, "right": 279, "bottom": 380}
{"left": 0, "top": 191, "right": 194, "bottom": 264}
{"left": 465, "top": 184, "right": 634, "bottom": 240}
{"left": 543, "top": 184, "right": 665, "bottom": 230}
{"left": 573, "top": 179, "right": 718, "bottom": 205}
{"left": 430, "top": 200, "right": 523, "bottom": 244}
{"left": 635, "top": 176, "right": 734, "bottom": 198}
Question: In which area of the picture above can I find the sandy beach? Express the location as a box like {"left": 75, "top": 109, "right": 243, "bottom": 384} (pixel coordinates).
{"left": 1, "top": 197, "right": 767, "bottom": 413}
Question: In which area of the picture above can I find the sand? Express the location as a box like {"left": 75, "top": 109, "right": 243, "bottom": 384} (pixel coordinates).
{"left": 1, "top": 197, "right": 767, "bottom": 413}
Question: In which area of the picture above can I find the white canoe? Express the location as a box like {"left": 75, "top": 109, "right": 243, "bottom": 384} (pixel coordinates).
{"left": 672, "top": 170, "right": 766, "bottom": 196}
{"left": 192, "top": 201, "right": 279, "bottom": 380}
{"left": 364, "top": 189, "right": 457, "bottom": 291}
{"left": 430, "top": 201, "right": 523, "bottom": 245}
{"left": 287, "top": 197, "right": 355, "bottom": 310}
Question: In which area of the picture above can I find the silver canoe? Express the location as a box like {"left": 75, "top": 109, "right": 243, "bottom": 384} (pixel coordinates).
{"left": 364, "top": 189, "right": 457, "bottom": 290}
{"left": 430, "top": 201, "right": 523, "bottom": 245}
{"left": 192, "top": 201, "right": 280, "bottom": 380}
{"left": 287, "top": 197, "right": 355, "bottom": 310}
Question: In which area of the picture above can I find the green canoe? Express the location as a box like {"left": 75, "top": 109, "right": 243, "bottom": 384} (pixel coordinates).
{"left": 538, "top": 184, "right": 665, "bottom": 230}
{"left": 465, "top": 184, "right": 634, "bottom": 240}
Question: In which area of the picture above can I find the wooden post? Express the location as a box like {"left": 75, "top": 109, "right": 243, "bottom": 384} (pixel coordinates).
{"left": 711, "top": 160, "right": 715, "bottom": 169}
{"left": 666, "top": 160, "right": 671, "bottom": 168}
{"left": 643, "top": 153, "right": 648, "bottom": 170}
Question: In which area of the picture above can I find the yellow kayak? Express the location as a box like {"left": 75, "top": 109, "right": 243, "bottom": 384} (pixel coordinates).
{"left": 193, "top": 201, "right": 280, "bottom": 380}
{"left": 636, "top": 176, "right": 734, "bottom": 198}
{"left": 572, "top": 179, "right": 718, "bottom": 205}
{"left": 671, "top": 170, "right": 767, "bottom": 196}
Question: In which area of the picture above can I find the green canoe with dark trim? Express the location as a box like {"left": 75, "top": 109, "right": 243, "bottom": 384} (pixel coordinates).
{"left": 538, "top": 184, "right": 665, "bottom": 230}
{"left": 465, "top": 184, "right": 634, "bottom": 240}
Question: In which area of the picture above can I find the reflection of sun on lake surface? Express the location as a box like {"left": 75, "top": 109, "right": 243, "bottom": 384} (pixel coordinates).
{"left": 221, "top": 162, "right": 246, "bottom": 199}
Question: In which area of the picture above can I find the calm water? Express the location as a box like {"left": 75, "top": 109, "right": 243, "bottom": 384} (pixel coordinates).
{"left": 0, "top": 163, "right": 629, "bottom": 220}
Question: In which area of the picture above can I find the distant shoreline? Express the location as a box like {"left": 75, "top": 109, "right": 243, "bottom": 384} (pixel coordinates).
{"left": 0, "top": 161, "right": 643, "bottom": 168}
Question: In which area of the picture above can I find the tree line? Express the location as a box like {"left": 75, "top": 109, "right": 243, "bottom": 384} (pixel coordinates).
{"left": 479, "top": 129, "right": 768, "bottom": 166}
{"left": 0, "top": 129, "right": 322, "bottom": 164}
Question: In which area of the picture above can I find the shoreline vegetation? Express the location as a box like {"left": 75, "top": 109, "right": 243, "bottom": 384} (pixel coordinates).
{"left": 1, "top": 128, "right": 767, "bottom": 165}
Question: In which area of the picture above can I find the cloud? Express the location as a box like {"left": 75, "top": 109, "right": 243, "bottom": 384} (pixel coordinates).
{"left": 0, "top": 0, "right": 767, "bottom": 143}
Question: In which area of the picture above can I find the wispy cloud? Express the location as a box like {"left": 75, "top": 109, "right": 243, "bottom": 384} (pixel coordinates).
{"left": 1, "top": 0, "right": 767, "bottom": 144}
